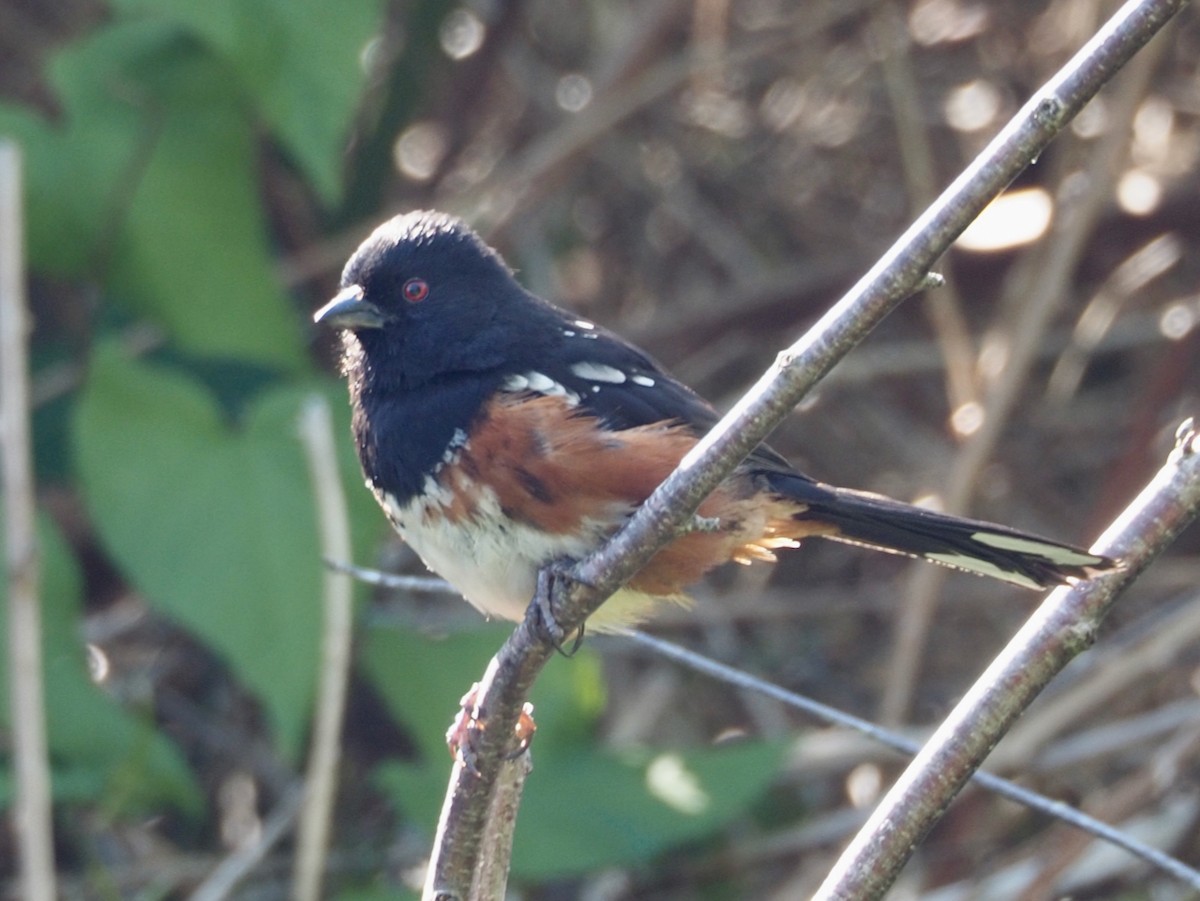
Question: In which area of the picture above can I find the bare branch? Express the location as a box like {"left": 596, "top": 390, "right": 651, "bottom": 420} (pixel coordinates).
{"left": 291, "top": 397, "right": 356, "bottom": 901}
{"left": 188, "top": 784, "right": 305, "bottom": 901}
{"left": 467, "top": 752, "right": 531, "bottom": 901}
{"left": 814, "top": 419, "right": 1200, "bottom": 898}
{"left": 1, "top": 139, "right": 57, "bottom": 901}
{"left": 620, "top": 628, "right": 1200, "bottom": 890}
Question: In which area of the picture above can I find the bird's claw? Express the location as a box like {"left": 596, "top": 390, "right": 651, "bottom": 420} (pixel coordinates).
{"left": 534, "top": 561, "right": 587, "bottom": 655}
{"left": 446, "top": 684, "right": 537, "bottom": 774}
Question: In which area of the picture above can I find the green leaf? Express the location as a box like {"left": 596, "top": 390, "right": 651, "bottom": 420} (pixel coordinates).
{"left": 361, "top": 625, "right": 512, "bottom": 763}
{"left": 111, "top": 0, "right": 387, "bottom": 202}
{"left": 74, "top": 342, "right": 378, "bottom": 756}
{"left": 0, "top": 20, "right": 306, "bottom": 369}
{"left": 0, "top": 512, "right": 199, "bottom": 813}
{"left": 0, "top": 43, "right": 142, "bottom": 276}
{"left": 363, "top": 624, "right": 785, "bottom": 879}
{"left": 513, "top": 740, "right": 784, "bottom": 878}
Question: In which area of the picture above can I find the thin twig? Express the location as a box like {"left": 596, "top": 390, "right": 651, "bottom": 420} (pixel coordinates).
{"left": 292, "top": 397, "right": 356, "bottom": 901}
{"left": 619, "top": 628, "right": 1200, "bottom": 891}
{"left": 1016, "top": 725, "right": 1200, "bottom": 898}
{"left": 0, "top": 139, "right": 57, "bottom": 901}
{"left": 814, "top": 418, "right": 1200, "bottom": 899}
{"left": 1045, "top": 232, "right": 1183, "bottom": 402}
{"left": 1031, "top": 698, "right": 1200, "bottom": 773}
{"left": 188, "top": 783, "right": 306, "bottom": 901}
{"left": 420, "top": 2, "right": 1189, "bottom": 897}
{"left": 323, "top": 558, "right": 451, "bottom": 594}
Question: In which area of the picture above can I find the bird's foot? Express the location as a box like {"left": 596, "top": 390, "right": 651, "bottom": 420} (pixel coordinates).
{"left": 446, "top": 683, "right": 537, "bottom": 773}
{"left": 533, "top": 560, "right": 588, "bottom": 655}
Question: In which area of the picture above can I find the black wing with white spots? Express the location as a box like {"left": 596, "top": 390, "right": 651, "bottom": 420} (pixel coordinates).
{"left": 498, "top": 314, "right": 801, "bottom": 476}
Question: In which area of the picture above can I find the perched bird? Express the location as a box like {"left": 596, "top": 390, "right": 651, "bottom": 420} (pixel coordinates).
{"left": 315, "top": 211, "right": 1116, "bottom": 631}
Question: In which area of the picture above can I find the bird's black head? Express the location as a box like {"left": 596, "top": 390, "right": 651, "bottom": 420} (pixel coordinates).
{"left": 314, "top": 211, "right": 554, "bottom": 389}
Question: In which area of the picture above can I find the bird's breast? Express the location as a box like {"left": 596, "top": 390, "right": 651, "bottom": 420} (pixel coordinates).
{"left": 376, "top": 478, "right": 618, "bottom": 623}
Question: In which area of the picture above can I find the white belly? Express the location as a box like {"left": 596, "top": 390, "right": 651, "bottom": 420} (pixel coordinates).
{"left": 380, "top": 487, "right": 609, "bottom": 623}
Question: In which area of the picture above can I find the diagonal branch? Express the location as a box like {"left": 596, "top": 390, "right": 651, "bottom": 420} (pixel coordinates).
{"left": 620, "top": 626, "right": 1200, "bottom": 891}
{"left": 421, "top": 0, "right": 1191, "bottom": 897}
{"left": 814, "top": 419, "right": 1200, "bottom": 899}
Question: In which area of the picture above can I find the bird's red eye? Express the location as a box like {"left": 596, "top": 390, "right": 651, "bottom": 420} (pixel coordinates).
{"left": 402, "top": 278, "right": 429, "bottom": 303}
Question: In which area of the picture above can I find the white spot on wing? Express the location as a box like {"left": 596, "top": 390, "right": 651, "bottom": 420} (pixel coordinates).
{"left": 573, "top": 319, "right": 595, "bottom": 330}
{"left": 502, "top": 370, "right": 580, "bottom": 405}
{"left": 525, "top": 371, "right": 556, "bottom": 392}
{"left": 570, "top": 361, "right": 627, "bottom": 384}
{"left": 631, "top": 374, "right": 656, "bottom": 387}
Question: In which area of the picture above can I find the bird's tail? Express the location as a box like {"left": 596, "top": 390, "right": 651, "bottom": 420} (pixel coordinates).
{"left": 766, "top": 473, "right": 1118, "bottom": 589}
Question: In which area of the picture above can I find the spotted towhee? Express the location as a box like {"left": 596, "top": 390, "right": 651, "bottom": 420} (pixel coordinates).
{"left": 314, "top": 211, "right": 1117, "bottom": 631}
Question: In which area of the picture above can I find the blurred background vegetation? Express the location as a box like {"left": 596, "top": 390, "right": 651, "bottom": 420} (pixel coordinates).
{"left": 1, "top": 0, "right": 1198, "bottom": 897}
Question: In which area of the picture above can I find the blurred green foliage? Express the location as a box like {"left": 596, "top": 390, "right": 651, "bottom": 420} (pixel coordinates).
{"left": 0, "top": 19, "right": 307, "bottom": 366}
{"left": 364, "top": 626, "right": 785, "bottom": 881}
{"left": 0, "top": 510, "right": 199, "bottom": 813}
{"left": 74, "top": 344, "right": 382, "bottom": 757}
{"left": 1, "top": 0, "right": 785, "bottom": 891}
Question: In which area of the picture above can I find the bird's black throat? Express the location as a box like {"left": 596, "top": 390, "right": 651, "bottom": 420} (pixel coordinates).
{"left": 346, "top": 347, "right": 502, "bottom": 504}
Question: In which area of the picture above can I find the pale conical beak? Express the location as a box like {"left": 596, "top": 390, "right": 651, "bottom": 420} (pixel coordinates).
{"left": 313, "top": 285, "right": 385, "bottom": 330}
